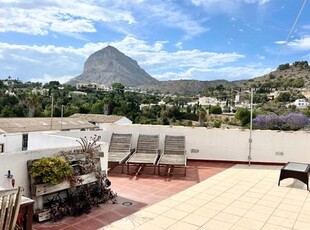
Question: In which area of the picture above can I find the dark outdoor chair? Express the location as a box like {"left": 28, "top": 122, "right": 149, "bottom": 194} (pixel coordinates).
{"left": 0, "top": 186, "right": 23, "bottom": 230}
{"left": 157, "top": 135, "right": 187, "bottom": 176}
{"left": 126, "top": 134, "right": 160, "bottom": 174}
{"left": 108, "top": 133, "right": 134, "bottom": 173}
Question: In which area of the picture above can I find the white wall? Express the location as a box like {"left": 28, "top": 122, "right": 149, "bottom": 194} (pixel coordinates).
{"left": 114, "top": 117, "right": 133, "bottom": 125}
{"left": 28, "top": 133, "right": 80, "bottom": 150}
{"left": 104, "top": 124, "right": 310, "bottom": 164}
{"left": 0, "top": 133, "right": 23, "bottom": 152}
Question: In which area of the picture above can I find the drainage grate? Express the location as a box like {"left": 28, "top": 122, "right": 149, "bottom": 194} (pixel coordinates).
{"left": 122, "top": 201, "right": 133, "bottom": 206}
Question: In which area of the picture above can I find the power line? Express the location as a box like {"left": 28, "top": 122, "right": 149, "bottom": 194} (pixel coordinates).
{"left": 274, "top": 0, "right": 308, "bottom": 65}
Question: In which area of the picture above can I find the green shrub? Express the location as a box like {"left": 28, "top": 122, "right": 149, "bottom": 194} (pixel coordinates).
{"left": 31, "top": 157, "right": 73, "bottom": 185}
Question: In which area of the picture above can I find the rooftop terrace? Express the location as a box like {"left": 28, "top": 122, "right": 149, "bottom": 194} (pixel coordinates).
{"left": 33, "top": 161, "right": 310, "bottom": 230}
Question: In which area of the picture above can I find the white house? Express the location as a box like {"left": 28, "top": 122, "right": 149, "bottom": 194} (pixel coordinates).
{"left": 70, "top": 114, "right": 132, "bottom": 130}
{"left": 0, "top": 117, "right": 97, "bottom": 153}
{"left": 292, "top": 99, "right": 309, "bottom": 109}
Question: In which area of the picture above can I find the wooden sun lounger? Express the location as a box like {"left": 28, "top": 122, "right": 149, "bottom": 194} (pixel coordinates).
{"left": 157, "top": 135, "right": 187, "bottom": 176}
{"left": 108, "top": 133, "right": 133, "bottom": 173}
{"left": 126, "top": 134, "right": 160, "bottom": 174}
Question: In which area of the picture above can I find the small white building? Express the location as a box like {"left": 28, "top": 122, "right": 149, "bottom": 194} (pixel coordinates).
{"left": 70, "top": 114, "right": 132, "bottom": 130}
{"left": 292, "top": 99, "right": 309, "bottom": 109}
{"left": 0, "top": 117, "right": 97, "bottom": 153}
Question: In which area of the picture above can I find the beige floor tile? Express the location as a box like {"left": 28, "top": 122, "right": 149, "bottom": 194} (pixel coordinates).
{"left": 212, "top": 196, "right": 235, "bottom": 205}
{"left": 256, "top": 199, "right": 281, "bottom": 208}
{"left": 166, "top": 221, "right": 199, "bottom": 230}
{"left": 222, "top": 206, "right": 248, "bottom": 216}
{"left": 238, "top": 195, "right": 260, "bottom": 204}
{"left": 277, "top": 203, "right": 302, "bottom": 212}
{"left": 250, "top": 204, "right": 276, "bottom": 215}
{"left": 193, "top": 206, "right": 219, "bottom": 218}
{"left": 204, "top": 201, "right": 230, "bottom": 211}
{"left": 235, "top": 217, "right": 265, "bottom": 230}
{"left": 169, "top": 193, "right": 191, "bottom": 202}
{"left": 144, "top": 204, "right": 171, "bottom": 215}
{"left": 179, "top": 189, "right": 201, "bottom": 197}
{"left": 230, "top": 225, "right": 253, "bottom": 230}
{"left": 297, "top": 212, "right": 310, "bottom": 223}
{"left": 132, "top": 210, "right": 157, "bottom": 219}
{"left": 293, "top": 220, "right": 310, "bottom": 230}
{"left": 244, "top": 210, "right": 271, "bottom": 222}
{"left": 201, "top": 219, "right": 233, "bottom": 230}
{"left": 181, "top": 213, "right": 210, "bottom": 226}
{"left": 156, "top": 199, "right": 182, "bottom": 208}
{"left": 183, "top": 197, "right": 208, "bottom": 207}
{"left": 132, "top": 223, "right": 164, "bottom": 230}
{"left": 213, "top": 212, "right": 240, "bottom": 224}
{"left": 246, "top": 191, "right": 265, "bottom": 199}
{"left": 267, "top": 215, "right": 296, "bottom": 229}
{"left": 262, "top": 223, "right": 292, "bottom": 230}
{"left": 231, "top": 200, "right": 254, "bottom": 209}
{"left": 273, "top": 209, "right": 299, "bottom": 219}
{"left": 162, "top": 209, "right": 189, "bottom": 220}
{"left": 147, "top": 215, "right": 177, "bottom": 229}
{"left": 174, "top": 202, "right": 198, "bottom": 213}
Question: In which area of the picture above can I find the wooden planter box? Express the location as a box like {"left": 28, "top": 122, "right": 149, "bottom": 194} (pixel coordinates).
{"left": 31, "top": 172, "right": 99, "bottom": 197}
{"left": 34, "top": 209, "right": 51, "bottom": 222}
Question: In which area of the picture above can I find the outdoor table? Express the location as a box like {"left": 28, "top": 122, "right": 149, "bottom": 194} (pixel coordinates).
{"left": 278, "top": 162, "right": 310, "bottom": 191}
{"left": 0, "top": 186, "right": 34, "bottom": 230}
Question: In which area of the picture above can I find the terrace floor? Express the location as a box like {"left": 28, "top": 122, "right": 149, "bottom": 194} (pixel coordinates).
{"left": 33, "top": 161, "right": 233, "bottom": 230}
{"left": 33, "top": 162, "right": 310, "bottom": 230}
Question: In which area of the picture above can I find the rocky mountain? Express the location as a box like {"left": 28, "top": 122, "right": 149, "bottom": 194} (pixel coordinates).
{"left": 67, "top": 46, "right": 158, "bottom": 87}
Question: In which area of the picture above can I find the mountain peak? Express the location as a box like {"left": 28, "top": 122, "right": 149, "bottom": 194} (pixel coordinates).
{"left": 67, "top": 46, "right": 158, "bottom": 87}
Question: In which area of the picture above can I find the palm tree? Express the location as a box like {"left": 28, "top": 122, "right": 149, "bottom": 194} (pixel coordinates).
{"left": 198, "top": 108, "right": 206, "bottom": 127}
{"left": 103, "top": 98, "right": 111, "bottom": 115}
{"left": 25, "top": 92, "right": 42, "bottom": 117}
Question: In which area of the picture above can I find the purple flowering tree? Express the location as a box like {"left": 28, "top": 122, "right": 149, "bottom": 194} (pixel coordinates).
{"left": 281, "top": 113, "right": 310, "bottom": 130}
{"left": 253, "top": 113, "right": 309, "bottom": 131}
{"left": 253, "top": 114, "right": 284, "bottom": 130}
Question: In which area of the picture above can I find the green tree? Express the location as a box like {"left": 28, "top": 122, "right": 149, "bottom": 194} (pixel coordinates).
{"left": 276, "top": 92, "right": 292, "bottom": 102}
{"left": 112, "top": 82, "right": 125, "bottom": 93}
{"left": 210, "top": 105, "right": 222, "bottom": 114}
{"left": 235, "top": 108, "right": 251, "bottom": 126}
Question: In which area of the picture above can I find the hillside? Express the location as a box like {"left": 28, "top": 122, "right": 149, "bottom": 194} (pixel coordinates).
{"left": 234, "top": 61, "right": 310, "bottom": 89}
{"left": 138, "top": 79, "right": 235, "bottom": 95}
{"left": 67, "top": 46, "right": 158, "bottom": 87}
{"left": 139, "top": 61, "right": 310, "bottom": 95}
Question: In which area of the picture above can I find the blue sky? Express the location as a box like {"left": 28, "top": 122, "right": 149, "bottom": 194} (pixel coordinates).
{"left": 0, "top": 0, "right": 309, "bottom": 84}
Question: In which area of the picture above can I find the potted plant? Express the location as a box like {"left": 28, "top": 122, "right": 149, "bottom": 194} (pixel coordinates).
{"left": 31, "top": 156, "right": 73, "bottom": 185}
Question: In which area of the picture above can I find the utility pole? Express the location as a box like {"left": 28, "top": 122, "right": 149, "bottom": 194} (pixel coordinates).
{"left": 248, "top": 88, "right": 254, "bottom": 166}
{"left": 50, "top": 93, "right": 54, "bottom": 130}
{"left": 60, "top": 105, "right": 64, "bottom": 131}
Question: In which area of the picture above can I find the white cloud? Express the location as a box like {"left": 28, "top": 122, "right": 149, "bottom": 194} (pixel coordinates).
{"left": 0, "top": 0, "right": 205, "bottom": 39}
{"left": 175, "top": 42, "right": 183, "bottom": 49}
{"left": 30, "top": 74, "right": 74, "bottom": 84}
{"left": 191, "top": 0, "right": 270, "bottom": 14}
{"left": 256, "top": 54, "right": 265, "bottom": 60}
{"left": 153, "top": 66, "right": 273, "bottom": 81}
{"left": 285, "top": 36, "right": 310, "bottom": 51}
{"left": 0, "top": 0, "right": 135, "bottom": 35}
